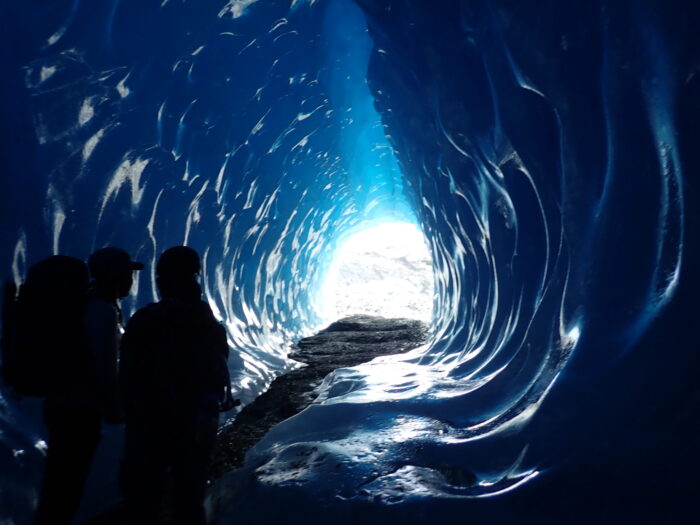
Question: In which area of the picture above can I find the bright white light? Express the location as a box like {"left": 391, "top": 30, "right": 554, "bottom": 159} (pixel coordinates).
{"left": 324, "top": 222, "right": 434, "bottom": 322}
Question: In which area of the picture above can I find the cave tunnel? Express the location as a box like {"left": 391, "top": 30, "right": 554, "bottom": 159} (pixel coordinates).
{"left": 1, "top": 0, "right": 699, "bottom": 523}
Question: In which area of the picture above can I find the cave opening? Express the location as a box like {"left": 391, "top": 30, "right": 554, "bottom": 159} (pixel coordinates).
{"left": 323, "top": 221, "right": 434, "bottom": 323}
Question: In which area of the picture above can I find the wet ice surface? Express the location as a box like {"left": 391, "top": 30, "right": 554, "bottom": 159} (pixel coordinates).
{"left": 79, "top": 314, "right": 426, "bottom": 524}
{"left": 210, "top": 314, "right": 427, "bottom": 479}
{"left": 1, "top": 0, "right": 698, "bottom": 523}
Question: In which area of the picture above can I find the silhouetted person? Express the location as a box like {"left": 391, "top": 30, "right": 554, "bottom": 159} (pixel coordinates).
{"left": 120, "top": 246, "right": 233, "bottom": 525}
{"left": 35, "top": 247, "right": 143, "bottom": 525}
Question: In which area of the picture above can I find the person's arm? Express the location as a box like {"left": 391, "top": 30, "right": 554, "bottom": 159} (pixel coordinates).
{"left": 205, "top": 305, "right": 240, "bottom": 411}
{"left": 1, "top": 280, "right": 18, "bottom": 382}
{"left": 119, "top": 309, "right": 147, "bottom": 414}
{"left": 84, "top": 298, "right": 123, "bottom": 423}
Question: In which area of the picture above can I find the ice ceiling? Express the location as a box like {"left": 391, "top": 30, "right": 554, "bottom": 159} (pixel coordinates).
{"left": 1, "top": 0, "right": 699, "bottom": 522}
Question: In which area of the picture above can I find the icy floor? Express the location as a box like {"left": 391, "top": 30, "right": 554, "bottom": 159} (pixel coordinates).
{"left": 210, "top": 315, "right": 427, "bottom": 479}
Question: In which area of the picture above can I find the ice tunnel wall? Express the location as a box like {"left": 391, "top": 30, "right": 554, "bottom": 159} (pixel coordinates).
{"left": 305, "top": 0, "right": 697, "bottom": 507}
{"left": 216, "top": 0, "right": 698, "bottom": 517}
{"left": 1, "top": 0, "right": 415, "bottom": 396}
{"left": 1, "top": 0, "right": 700, "bottom": 522}
{"left": 1, "top": 0, "right": 418, "bottom": 517}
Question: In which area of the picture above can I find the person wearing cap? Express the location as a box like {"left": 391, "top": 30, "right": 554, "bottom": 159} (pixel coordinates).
{"left": 35, "top": 246, "right": 143, "bottom": 525}
{"left": 84, "top": 247, "right": 144, "bottom": 423}
{"left": 120, "top": 246, "right": 235, "bottom": 525}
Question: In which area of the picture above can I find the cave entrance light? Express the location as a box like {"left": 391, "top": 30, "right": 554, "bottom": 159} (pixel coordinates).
{"left": 323, "top": 222, "right": 434, "bottom": 323}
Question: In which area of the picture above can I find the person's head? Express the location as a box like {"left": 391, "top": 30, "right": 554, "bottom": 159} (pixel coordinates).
{"left": 26, "top": 255, "right": 89, "bottom": 303}
{"left": 156, "top": 246, "right": 201, "bottom": 301}
{"left": 88, "top": 247, "right": 144, "bottom": 299}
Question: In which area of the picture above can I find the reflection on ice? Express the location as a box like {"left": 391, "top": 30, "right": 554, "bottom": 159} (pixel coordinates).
{"left": 2, "top": 0, "right": 696, "bottom": 522}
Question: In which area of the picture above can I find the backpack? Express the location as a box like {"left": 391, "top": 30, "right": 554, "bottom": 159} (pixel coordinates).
{"left": 1, "top": 255, "right": 90, "bottom": 397}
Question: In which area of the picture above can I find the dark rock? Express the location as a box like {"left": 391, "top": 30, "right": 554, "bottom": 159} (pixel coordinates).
{"left": 208, "top": 315, "right": 427, "bottom": 480}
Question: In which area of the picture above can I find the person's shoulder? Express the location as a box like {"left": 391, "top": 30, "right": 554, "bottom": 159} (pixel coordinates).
{"left": 124, "top": 302, "right": 161, "bottom": 328}
{"left": 84, "top": 296, "right": 117, "bottom": 322}
{"left": 85, "top": 295, "right": 113, "bottom": 309}
{"left": 191, "top": 300, "right": 224, "bottom": 330}
{"left": 128, "top": 302, "right": 160, "bottom": 320}
{"left": 161, "top": 297, "right": 214, "bottom": 319}
{"left": 189, "top": 299, "right": 218, "bottom": 318}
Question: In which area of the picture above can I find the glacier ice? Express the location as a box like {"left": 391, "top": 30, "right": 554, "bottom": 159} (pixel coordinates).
{"left": 1, "top": 0, "right": 699, "bottom": 523}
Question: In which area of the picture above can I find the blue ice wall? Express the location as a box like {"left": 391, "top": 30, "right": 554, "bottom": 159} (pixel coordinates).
{"left": 0, "top": 0, "right": 414, "bottom": 519}
{"left": 331, "top": 0, "right": 699, "bottom": 518}
{"left": 2, "top": 0, "right": 699, "bottom": 523}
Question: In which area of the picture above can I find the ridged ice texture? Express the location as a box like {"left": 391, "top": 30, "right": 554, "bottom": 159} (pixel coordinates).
{"left": 211, "top": 1, "right": 699, "bottom": 519}
{"left": 1, "top": 0, "right": 699, "bottom": 522}
{"left": 0, "top": 0, "right": 415, "bottom": 519}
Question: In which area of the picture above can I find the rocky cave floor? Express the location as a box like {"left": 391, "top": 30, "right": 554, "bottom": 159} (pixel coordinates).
{"left": 208, "top": 314, "right": 428, "bottom": 480}
{"left": 86, "top": 314, "right": 427, "bottom": 524}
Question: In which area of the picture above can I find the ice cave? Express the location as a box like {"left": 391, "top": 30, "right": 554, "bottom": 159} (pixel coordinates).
{"left": 1, "top": 0, "right": 699, "bottom": 523}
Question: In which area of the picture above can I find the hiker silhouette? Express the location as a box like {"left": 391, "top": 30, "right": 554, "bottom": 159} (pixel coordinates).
{"left": 33, "top": 247, "right": 143, "bottom": 525}
{"left": 120, "top": 246, "right": 234, "bottom": 525}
